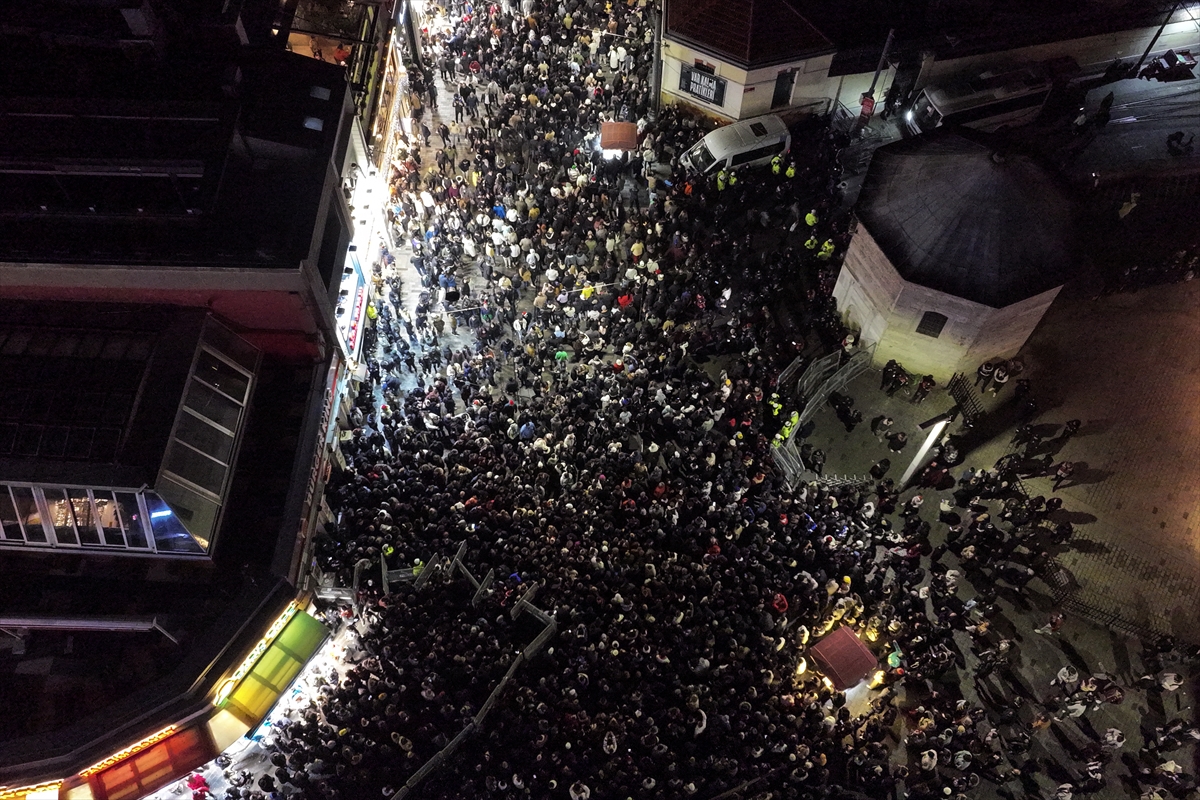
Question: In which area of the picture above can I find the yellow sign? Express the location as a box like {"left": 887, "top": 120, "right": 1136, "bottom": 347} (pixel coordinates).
{"left": 213, "top": 600, "right": 301, "bottom": 706}
{"left": 0, "top": 781, "right": 63, "bottom": 800}
{"left": 79, "top": 726, "right": 177, "bottom": 777}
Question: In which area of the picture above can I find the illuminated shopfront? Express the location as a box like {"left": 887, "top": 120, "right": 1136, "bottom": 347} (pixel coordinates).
{"left": 371, "top": 28, "right": 414, "bottom": 171}
{"left": 208, "top": 600, "right": 329, "bottom": 746}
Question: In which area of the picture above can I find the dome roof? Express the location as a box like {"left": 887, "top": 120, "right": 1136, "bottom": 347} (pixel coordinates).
{"left": 855, "top": 130, "right": 1076, "bottom": 308}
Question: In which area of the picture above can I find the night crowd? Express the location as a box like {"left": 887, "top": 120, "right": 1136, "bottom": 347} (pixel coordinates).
{"left": 207, "top": 1, "right": 1200, "bottom": 799}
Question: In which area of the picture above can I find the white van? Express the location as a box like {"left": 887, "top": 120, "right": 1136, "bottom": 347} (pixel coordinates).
{"left": 904, "top": 68, "right": 1052, "bottom": 136}
{"left": 680, "top": 114, "right": 791, "bottom": 175}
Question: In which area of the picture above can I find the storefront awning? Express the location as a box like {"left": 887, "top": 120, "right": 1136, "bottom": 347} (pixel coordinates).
{"left": 219, "top": 611, "right": 329, "bottom": 727}
{"left": 599, "top": 121, "right": 638, "bottom": 151}
{"left": 808, "top": 626, "right": 877, "bottom": 690}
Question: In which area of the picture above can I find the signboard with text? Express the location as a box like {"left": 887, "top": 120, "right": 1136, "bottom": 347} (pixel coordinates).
{"left": 679, "top": 65, "right": 727, "bottom": 107}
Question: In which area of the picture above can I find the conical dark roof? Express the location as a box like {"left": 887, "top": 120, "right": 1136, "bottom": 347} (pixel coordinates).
{"left": 665, "top": 0, "right": 834, "bottom": 68}
{"left": 855, "top": 131, "right": 1076, "bottom": 308}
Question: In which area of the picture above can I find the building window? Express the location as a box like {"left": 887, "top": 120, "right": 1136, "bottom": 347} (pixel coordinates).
{"left": 916, "top": 311, "right": 948, "bottom": 338}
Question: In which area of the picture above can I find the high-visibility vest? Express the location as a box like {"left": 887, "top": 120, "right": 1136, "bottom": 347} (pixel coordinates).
{"left": 785, "top": 164, "right": 796, "bottom": 178}
{"left": 805, "top": 211, "right": 818, "bottom": 227}
{"left": 805, "top": 236, "right": 818, "bottom": 250}
{"left": 728, "top": 171, "right": 738, "bottom": 186}
{"left": 771, "top": 156, "right": 782, "bottom": 174}
{"left": 716, "top": 171, "right": 727, "bottom": 191}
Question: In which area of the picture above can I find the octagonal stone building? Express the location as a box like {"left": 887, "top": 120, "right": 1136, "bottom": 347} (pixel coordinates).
{"left": 833, "top": 131, "right": 1077, "bottom": 383}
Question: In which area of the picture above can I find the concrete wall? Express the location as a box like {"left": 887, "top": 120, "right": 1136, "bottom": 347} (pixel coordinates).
{"left": 917, "top": 19, "right": 1200, "bottom": 90}
{"left": 959, "top": 284, "right": 1062, "bottom": 372}
{"left": 833, "top": 225, "right": 1063, "bottom": 382}
{"left": 661, "top": 39, "right": 867, "bottom": 120}
{"left": 832, "top": 226, "right": 903, "bottom": 347}
{"left": 661, "top": 14, "right": 1200, "bottom": 120}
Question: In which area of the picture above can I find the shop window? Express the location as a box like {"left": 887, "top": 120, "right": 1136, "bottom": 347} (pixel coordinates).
{"left": 69, "top": 488, "right": 103, "bottom": 545}
{"left": 194, "top": 350, "right": 250, "bottom": 404}
{"left": 0, "top": 488, "right": 23, "bottom": 541}
{"left": 916, "top": 311, "right": 948, "bottom": 338}
{"left": 114, "top": 492, "right": 148, "bottom": 548}
{"left": 43, "top": 488, "right": 80, "bottom": 546}
{"left": 10, "top": 487, "right": 46, "bottom": 543}
{"left": 94, "top": 490, "right": 128, "bottom": 546}
{"left": 93, "top": 727, "right": 212, "bottom": 800}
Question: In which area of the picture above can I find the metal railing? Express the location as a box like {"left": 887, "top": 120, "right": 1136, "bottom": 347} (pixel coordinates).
{"left": 376, "top": 545, "right": 557, "bottom": 800}
{"left": 772, "top": 344, "right": 876, "bottom": 489}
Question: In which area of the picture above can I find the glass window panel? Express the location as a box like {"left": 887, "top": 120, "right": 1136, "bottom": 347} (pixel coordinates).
{"left": 75, "top": 333, "right": 106, "bottom": 359}
{"left": 10, "top": 487, "right": 46, "bottom": 543}
{"left": 125, "top": 335, "right": 154, "bottom": 361}
{"left": 184, "top": 381, "right": 241, "bottom": 430}
{"left": 194, "top": 350, "right": 250, "bottom": 403}
{"left": 1, "top": 329, "right": 31, "bottom": 355}
{"left": 50, "top": 333, "right": 81, "bottom": 357}
{"left": 175, "top": 412, "right": 234, "bottom": 463}
{"left": 0, "top": 423, "right": 15, "bottom": 454}
{"left": 94, "top": 490, "right": 126, "bottom": 546}
{"left": 100, "top": 334, "right": 132, "bottom": 360}
{"left": 91, "top": 428, "right": 121, "bottom": 461}
{"left": 102, "top": 392, "right": 134, "bottom": 425}
{"left": 25, "top": 333, "right": 54, "bottom": 357}
{"left": 69, "top": 489, "right": 102, "bottom": 545}
{"left": 163, "top": 444, "right": 227, "bottom": 496}
{"left": 0, "top": 391, "right": 23, "bottom": 420}
{"left": 201, "top": 322, "right": 260, "bottom": 371}
{"left": 49, "top": 392, "right": 77, "bottom": 420}
{"left": 0, "top": 487, "right": 23, "bottom": 541}
{"left": 14, "top": 425, "right": 43, "bottom": 456}
{"left": 115, "top": 492, "right": 147, "bottom": 548}
{"left": 41, "top": 426, "right": 70, "bottom": 458}
{"left": 144, "top": 489, "right": 206, "bottom": 553}
{"left": 154, "top": 480, "right": 219, "bottom": 551}
{"left": 64, "top": 427, "right": 95, "bottom": 460}
{"left": 74, "top": 392, "right": 105, "bottom": 424}
{"left": 43, "top": 488, "right": 79, "bottom": 546}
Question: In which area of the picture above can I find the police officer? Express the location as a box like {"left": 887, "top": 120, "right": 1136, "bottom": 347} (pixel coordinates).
{"left": 817, "top": 239, "right": 835, "bottom": 260}
{"left": 785, "top": 161, "right": 796, "bottom": 179}
{"left": 727, "top": 169, "right": 739, "bottom": 188}
{"left": 804, "top": 235, "right": 818, "bottom": 251}
{"left": 768, "top": 393, "right": 783, "bottom": 418}
{"left": 771, "top": 154, "right": 782, "bottom": 175}
{"left": 716, "top": 168, "right": 728, "bottom": 191}
{"left": 805, "top": 208, "right": 819, "bottom": 227}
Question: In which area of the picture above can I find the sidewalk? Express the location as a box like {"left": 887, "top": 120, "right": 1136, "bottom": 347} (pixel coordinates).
{"left": 801, "top": 366, "right": 1198, "bottom": 799}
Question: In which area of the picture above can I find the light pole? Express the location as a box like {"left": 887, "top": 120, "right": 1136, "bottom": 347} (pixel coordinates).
{"left": 899, "top": 406, "right": 958, "bottom": 488}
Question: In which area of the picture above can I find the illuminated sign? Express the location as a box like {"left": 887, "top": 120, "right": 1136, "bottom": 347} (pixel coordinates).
{"left": 679, "top": 65, "right": 727, "bottom": 106}
{"left": 78, "top": 726, "right": 176, "bottom": 777}
{"left": 213, "top": 601, "right": 301, "bottom": 706}
{"left": 0, "top": 781, "right": 63, "bottom": 800}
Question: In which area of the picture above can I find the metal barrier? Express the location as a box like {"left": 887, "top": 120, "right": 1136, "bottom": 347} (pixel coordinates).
{"left": 945, "top": 372, "right": 985, "bottom": 425}
{"left": 381, "top": 550, "right": 557, "bottom": 800}
{"left": 771, "top": 345, "right": 876, "bottom": 489}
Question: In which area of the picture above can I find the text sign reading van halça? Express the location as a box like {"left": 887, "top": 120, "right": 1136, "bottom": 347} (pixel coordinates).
{"left": 680, "top": 66, "right": 727, "bottom": 106}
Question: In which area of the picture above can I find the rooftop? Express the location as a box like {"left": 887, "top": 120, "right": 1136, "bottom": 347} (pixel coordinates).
{"left": 664, "top": 0, "right": 834, "bottom": 68}
{"left": 855, "top": 130, "right": 1077, "bottom": 307}
{"left": 0, "top": 50, "right": 349, "bottom": 269}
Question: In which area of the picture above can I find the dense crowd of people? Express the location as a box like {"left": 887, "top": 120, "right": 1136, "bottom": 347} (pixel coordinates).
{"left": 200, "top": 1, "right": 1200, "bottom": 799}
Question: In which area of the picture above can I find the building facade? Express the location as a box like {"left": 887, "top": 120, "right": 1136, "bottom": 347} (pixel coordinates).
{"left": 660, "top": 0, "right": 1200, "bottom": 122}
{"left": 0, "top": 3, "right": 371, "bottom": 796}
{"left": 833, "top": 132, "right": 1076, "bottom": 382}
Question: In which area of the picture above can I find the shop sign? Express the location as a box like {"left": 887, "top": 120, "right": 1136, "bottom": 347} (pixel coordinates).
{"left": 213, "top": 601, "right": 301, "bottom": 706}
{"left": 679, "top": 65, "right": 727, "bottom": 106}
{"left": 0, "top": 781, "right": 63, "bottom": 800}
{"left": 78, "top": 726, "right": 176, "bottom": 777}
